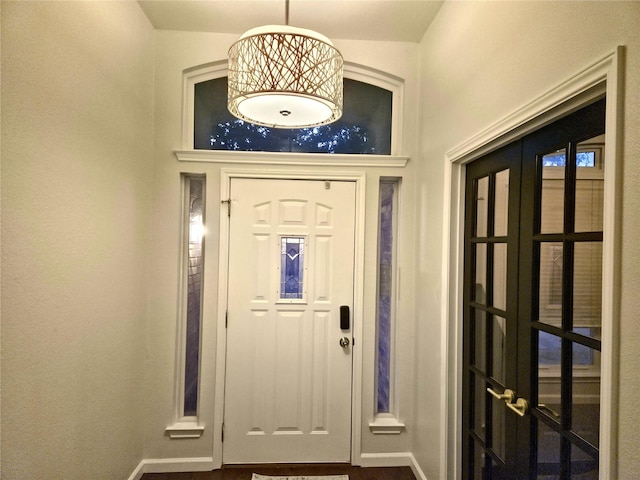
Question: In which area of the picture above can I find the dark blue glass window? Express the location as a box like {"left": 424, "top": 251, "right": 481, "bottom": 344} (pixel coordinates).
{"left": 194, "top": 77, "right": 392, "bottom": 154}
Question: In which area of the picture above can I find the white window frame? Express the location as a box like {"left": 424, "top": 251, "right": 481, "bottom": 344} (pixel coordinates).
{"left": 165, "top": 174, "right": 206, "bottom": 440}
{"left": 178, "top": 60, "right": 406, "bottom": 162}
{"left": 370, "top": 178, "right": 406, "bottom": 434}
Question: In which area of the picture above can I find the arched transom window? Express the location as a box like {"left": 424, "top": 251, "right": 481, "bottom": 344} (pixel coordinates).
{"left": 183, "top": 61, "right": 403, "bottom": 156}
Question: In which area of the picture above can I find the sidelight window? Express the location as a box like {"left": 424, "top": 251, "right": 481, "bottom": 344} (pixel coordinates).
{"left": 376, "top": 179, "right": 399, "bottom": 414}
{"left": 166, "top": 174, "right": 208, "bottom": 439}
{"left": 178, "top": 175, "right": 206, "bottom": 419}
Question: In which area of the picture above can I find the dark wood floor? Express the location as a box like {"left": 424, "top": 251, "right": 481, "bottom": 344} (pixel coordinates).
{"left": 141, "top": 464, "right": 416, "bottom": 480}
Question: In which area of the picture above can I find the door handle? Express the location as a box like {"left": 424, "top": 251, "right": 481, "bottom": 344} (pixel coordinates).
{"left": 487, "top": 387, "right": 515, "bottom": 403}
{"left": 538, "top": 403, "right": 560, "bottom": 419}
{"left": 339, "top": 337, "right": 350, "bottom": 348}
{"left": 340, "top": 305, "right": 350, "bottom": 330}
{"left": 506, "top": 397, "right": 529, "bottom": 417}
{"left": 488, "top": 387, "right": 529, "bottom": 416}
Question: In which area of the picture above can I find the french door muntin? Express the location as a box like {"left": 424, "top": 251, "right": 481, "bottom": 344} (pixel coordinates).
{"left": 463, "top": 98, "right": 605, "bottom": 479}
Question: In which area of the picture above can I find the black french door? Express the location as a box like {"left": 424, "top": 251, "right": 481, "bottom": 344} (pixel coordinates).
{"left": 462, "top": 98, "right": 605, "bottom": 479}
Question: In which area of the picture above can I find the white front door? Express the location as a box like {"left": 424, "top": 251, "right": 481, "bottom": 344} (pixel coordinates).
{"left": 223, "top": 177, "right": 356, "bottom": 464}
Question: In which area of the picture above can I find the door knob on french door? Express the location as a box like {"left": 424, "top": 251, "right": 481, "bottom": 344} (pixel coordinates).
{"left": 487, "top": 387, "right": 515, "bottom": 403}
{"left": 488, "top": 387, "right": 530, "bottom": 417}
{"left": 339, "top": 337, "right": 350, "bottom": 348}
{"left": 506, "top": 397, "right": 529, "bottom": 417}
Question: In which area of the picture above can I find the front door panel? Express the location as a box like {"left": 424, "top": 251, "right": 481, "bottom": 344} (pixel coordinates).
{"left": 223, "top": 178, "right": 355, "bottom": 464}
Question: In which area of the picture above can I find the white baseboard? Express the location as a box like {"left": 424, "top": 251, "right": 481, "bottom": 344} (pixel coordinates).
{"left": 127, "top": 457, "right": 215, "bottom": 480}
{"left": 360, "top": 452, "right": 428, "bottom": 480}
{"left": 127, "top": 461, "right": 145, "bottom": 480}
{"left": 129, "top": 454, "right": 425, "bottom": 480}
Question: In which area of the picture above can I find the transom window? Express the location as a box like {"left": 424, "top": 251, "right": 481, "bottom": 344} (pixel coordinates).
{"left": 194, "top": 76, "right": 392, "bottom": 154}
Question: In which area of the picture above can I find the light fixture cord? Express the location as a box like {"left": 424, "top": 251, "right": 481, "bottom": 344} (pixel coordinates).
{"left": 285, "top": 0, "right": 290, "bottom": 25}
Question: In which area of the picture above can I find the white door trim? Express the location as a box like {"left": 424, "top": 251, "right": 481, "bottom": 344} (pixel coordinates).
{"left": 213, "top": 168, "right": 367, "bottom": 468}
{"left": 442, "top": 47, "right": 624, "bottom": 480}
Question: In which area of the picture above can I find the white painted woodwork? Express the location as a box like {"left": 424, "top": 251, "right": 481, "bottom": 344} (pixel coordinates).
{"left": 223, "top": 178, "right": 356, "bottom": 463}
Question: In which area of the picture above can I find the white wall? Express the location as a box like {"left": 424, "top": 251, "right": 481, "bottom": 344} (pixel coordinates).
{"left": 0, "top": 2, "right": 155, "bottom": 478}
{"left": 143, "top": 29, "right": 422, "bottom": 462}
{"left": 413, "top": 1, "right": 640, "bottom": 479}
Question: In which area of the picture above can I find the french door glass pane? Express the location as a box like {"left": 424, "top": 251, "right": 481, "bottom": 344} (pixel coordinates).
{"left": 474, "top": 309, "right": 487, "bottom": 371}
{"left": 491, "top": 394, "right": 507, "bottom": 461}
{"left": 540, "top": 149, "right": 566, "bottom": 234}
{"left": 571, "top": 345, "right": 600, "bottom": 448}
{"left": 494, "top": 169, "right": 509, "bottom": 237}
{"left": 491, "top": 315, "right": 507, "bottom": 384}
{"left": 575, "top": 179, "right": 604, "bottom": 233}
{"left": 538, "top": 331, "right": 562, "bottom": 366}
{"left": 476, "top": 176, "right": 489, "bottom": 237}
{"left": 575, "top": 136, "right": 604, "bottom": 233}
{"left": 474, "top": 373, "right": 486, "bottom": 441}
{"left": 573, "top": 242, "right": 602, "bottom": 331}
{"left": 571, "top": 444, "right": 598, "bottom": 479}
{"left": 538, "top": 331, "right": 562, "bottom": 422}
{"left": 538, "top": 242, "right": 563, "bottom": 327}
{"left": 537, "top": 421, "right": 561, "bottom": 479}
{"left": 493, "top": 243, "right": 507, "bottom": 311}
{"left": 473, "top": 439, "right": 486, "bottom": 479}
{"left": 475, "top": 243, "right": 487, "bottom": 304}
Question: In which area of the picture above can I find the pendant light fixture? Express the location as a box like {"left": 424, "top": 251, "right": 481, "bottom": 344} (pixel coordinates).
{"left": 227, "top": 0, "right": 343, "bottom": 128}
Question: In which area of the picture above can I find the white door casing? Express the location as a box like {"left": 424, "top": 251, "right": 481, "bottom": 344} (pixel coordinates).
{"left": 443, "top": 48, "right": 623, "bottom": 479}
{"left": 222, "top": 177, "right": 357, "bottom": 464}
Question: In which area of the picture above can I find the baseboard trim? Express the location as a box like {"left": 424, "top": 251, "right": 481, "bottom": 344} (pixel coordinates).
{"left": 359, "top": 452, "right": 428, "bottom": 480}
{"left": 127, "top": 457, "right": 215, "bottom": 480}
{"left": 129, "top": 454, "right": 425, "bottom": 480}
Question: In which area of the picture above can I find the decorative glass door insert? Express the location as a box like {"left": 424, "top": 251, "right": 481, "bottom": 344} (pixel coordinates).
{"left": 279, "top": 236, "right": 306, "bottom": 301}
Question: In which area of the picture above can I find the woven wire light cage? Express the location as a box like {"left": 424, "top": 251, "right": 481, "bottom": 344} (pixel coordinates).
{"left": 228, "top": 25, "right": 343, "bottom": 128}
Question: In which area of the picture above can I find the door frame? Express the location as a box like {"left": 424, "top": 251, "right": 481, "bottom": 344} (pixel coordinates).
{"left": 212, "top": 168, "right": 367, "bottom": 469}
{"left": 442, "top": 47, "right": 624, "bottom": 480}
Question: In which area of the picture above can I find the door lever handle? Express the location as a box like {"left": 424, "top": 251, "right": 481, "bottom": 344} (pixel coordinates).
{"left": 487, "top": 387, "right": 515, "bottom": 403}
{"left": 538, "top": 403, "right": 560, "bottom": 419}
{"left": 506, "top": 397, "right": 529, "bottom": 417}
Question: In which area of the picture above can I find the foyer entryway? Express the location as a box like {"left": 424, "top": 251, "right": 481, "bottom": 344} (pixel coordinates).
{"left": 222, "top": 178, "right": 356, "bottom": 464}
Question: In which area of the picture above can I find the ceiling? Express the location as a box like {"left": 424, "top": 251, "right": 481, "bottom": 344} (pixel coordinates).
{"left": 137, "top": 0, "right": 444, "bottom": 43}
